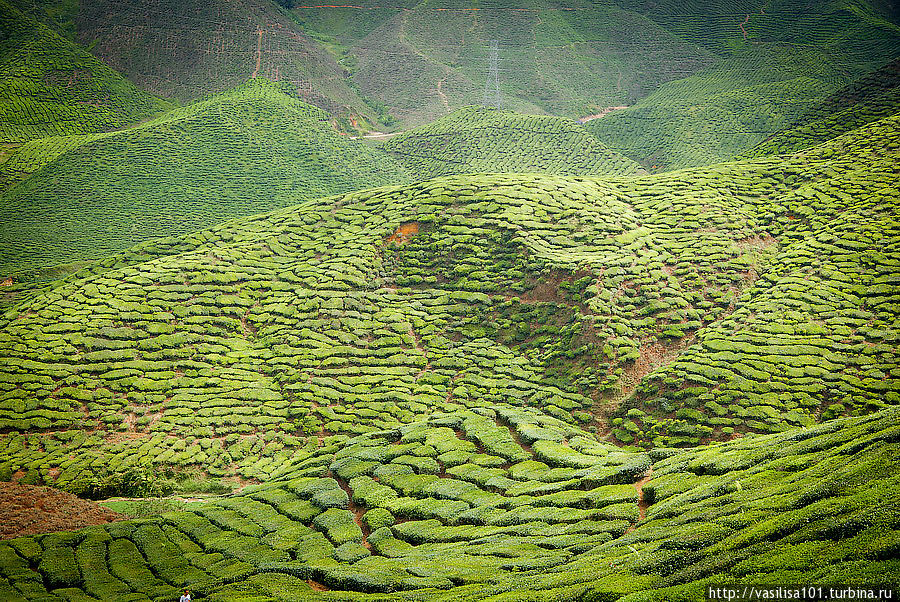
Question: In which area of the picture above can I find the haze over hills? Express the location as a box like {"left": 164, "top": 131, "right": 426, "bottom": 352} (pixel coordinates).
{"left": 69, "top": 0, "right": 378, "bottom": 128}
{"left": 0, "top": 0, "right": 898, "bottom": 600}
{"left": 585, "top": 1, "right": 900, "bottom": 169}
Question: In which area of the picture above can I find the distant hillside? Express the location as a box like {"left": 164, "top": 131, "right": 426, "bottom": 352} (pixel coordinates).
{"left": 380, "top": 106, "right": 646, "bottom": 179}
{"left": 290, "top": 0, "right": 718, "bottom": 127}
{"left": 0, "top": 0, "right": 170, "bottom": 143}
{"left": 745, "top": 57, "right": 900, "bottom": 157}
{"left": 0, "top": 79, "right": 410, "bottom": 276}
{"left": 65, "top": 0, "right": 376, "bottom": 128}
{"left": 584, "top": 1, "right": 900, "bottom": 170}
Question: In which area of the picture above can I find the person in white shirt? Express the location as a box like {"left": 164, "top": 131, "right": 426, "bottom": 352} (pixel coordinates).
{"left": 180, "top": 591, "right": 191, "bottom": 602}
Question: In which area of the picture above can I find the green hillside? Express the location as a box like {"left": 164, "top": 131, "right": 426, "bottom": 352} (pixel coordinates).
{"left": 380, "top": 106, "right": 646, "bottom": 179}
{"left": 291, "top": 0, "right": 718, "bottom": 127}
{"left": 584, "top": 1, "right": 900, "bottom": 170}
{"left": 0, "top": 0, "right": 170, "bottom": 144}
{"left": 63, "top": 0, "right": 377, "bottom": 127}
{"left": 745, "top": 57, "right": 900, "bottom": 157}
{"left": 0, "top": 78, "right": 411, "bottom": 279}
{"left": 0, "top": 110, "right": 896, "bottom": 477}
{"left": 0, "top": 405, "right": 895, "bottom": 599}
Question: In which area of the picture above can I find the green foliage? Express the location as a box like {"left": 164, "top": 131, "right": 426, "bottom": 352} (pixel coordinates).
{"left": 0, "top": 0, "right": 170, "bottom": 145}
{"left": 382, "top": 106, "right": 645, "bottom": 179}
{"left": 0, "top": 78, "right": 410, "bottom": 275}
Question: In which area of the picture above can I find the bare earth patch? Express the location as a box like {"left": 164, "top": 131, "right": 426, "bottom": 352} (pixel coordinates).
{"left": 0, "top": 481, "right": 124, "bottom": 539}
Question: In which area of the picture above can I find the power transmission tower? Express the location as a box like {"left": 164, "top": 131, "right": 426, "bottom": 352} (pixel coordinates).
{"left": 482, "top": 40, "right": 501, "bottom": 109}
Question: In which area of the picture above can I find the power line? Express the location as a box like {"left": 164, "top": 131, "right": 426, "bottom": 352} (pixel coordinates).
{"left": 483, "top": 40, "right": 500, "bottom": 109}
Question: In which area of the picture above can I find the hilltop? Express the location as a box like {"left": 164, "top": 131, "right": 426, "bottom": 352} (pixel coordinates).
{"left": 0, "top": 79, "right": 411, "bottom": 278}
{"left": 0, "top": 0, "right": 170, "bottom": 144}
{"left": 380, "top": 106, "right": 646, "bottom": 179}
{"left": 64, "top": 0, "right": 376, "bottom": 128}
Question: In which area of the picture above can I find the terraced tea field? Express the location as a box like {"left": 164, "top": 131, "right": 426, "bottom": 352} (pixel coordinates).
{"left": 586, "top": 2, "right": 900, "bottom": 170}
{"left": 380, "top": 107, "right": 646, "bottom": 179}
{"left": 0, "top": 79, "right": 410, "bottom": 278}
{"left": 745, "top": 58, "right": 900, "bottom": 158}
{"left": 69, "top": 0, "right": 374, "bottom": 127}
{"left": 0, "top": 1, "right": 898, "bottom": 599}
{"left": 0, "top": 108, "right": 896, "bottom": 478}
{"left": 0, "top": 405, "right": 895, "bottom": 599}
{"left": 0, "top": 0, "right": 171, "bottom": 144}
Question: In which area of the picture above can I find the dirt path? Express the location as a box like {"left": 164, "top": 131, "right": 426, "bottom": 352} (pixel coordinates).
{"left": 625, "top": 468, "right": 653, "bottom": 534}
{"left": 577, "top": 106, "right": 628, "bottom": 123}
{"left": 0, "top": 482, "right": 124, "bottom": 539}
{"left": 252, "top": 27, "right": 264, "bottom": 78}
{"left": 437, "top": 77, "right": 450, "bottom": 113}
{"left": 739, "top": 14, "right": 750, "bottom": 40}
{"left": 347, "top": 132, "right": 403, "bottom": 141}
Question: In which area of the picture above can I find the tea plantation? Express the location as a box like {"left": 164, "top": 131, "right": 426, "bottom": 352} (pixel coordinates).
{"left": 0, "top": 108, "right": 897, "bottom": 477}
{"left": 380, "top": 106, "right": 646, "bottom": 179}
{"left": 0, "top": 0, "right": 171, "bottom": 144}
{"left": 308, "top": 0, "right": 717, "bottom": 127}
{"left": 0, "top": 1, "right": 898, "bottom": 597}
{"left": 66, "top": 0, "right": 375, "bottom": 126}
{"left": 586, "top": 2, "right": 900, "bottom": 170}
{"left": 0, "top": 404, "right": 895, "bottom": 600}
{"left": 0, "top": 78, "right": 411, "bottom": 277}
{"left": 745, "top": 58, "right": 900, "bottom": 158}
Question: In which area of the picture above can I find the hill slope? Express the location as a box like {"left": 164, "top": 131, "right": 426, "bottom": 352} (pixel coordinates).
{"left": 0, "top": 405, "right": 895, "bottom": 599}
{"left": 291, "top": 0, "right": 718, "bottom": 127}
{"left": 0, "top": 79, "right": 410, "bottom": 277}
{"left": 0, "top": 0, "right": 170, "bottom": 144}
{"left": 584, "top": 0, "right": 900, "bottom": 170}
{"left": 0, "top": 112, "right": 896, "bottom": 479}
{"left": 744, "top": 57, "right": 900, "bottom": 157}
{"left": 380, "top": 106, "right": 646, "bottom": 179}
{"left": 66, "top": 0, "right": 375, "bottom": 126}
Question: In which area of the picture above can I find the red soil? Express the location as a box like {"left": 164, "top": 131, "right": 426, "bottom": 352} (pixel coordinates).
{"left": 384, "top": 222, "right": 420, "bottom": 245}
{"left": 0, "top": 482, "right": 124, "bottom": 540}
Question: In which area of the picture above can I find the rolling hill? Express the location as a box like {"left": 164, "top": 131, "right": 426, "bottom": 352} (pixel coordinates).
{"left": 0, "top": 109, "right": 896, "bottom": 482}
{"left": 0, "top": 406, "right": 895, "bottom": 599}
{"left": 293, "top": 0, "right": 719, "bottom": 128}
{"left": 0, "top": 1, "right": 898, "bottom": 599}
{"left": 0, "top": 0, "right": 170, "bottom": 144}
{"left": 583, "top": 0, "right": 900, "bottom": 170}
{"left": 0, "top": 78, "right": 411, "bottom": 279}
{"left": 63, "top": 0, "right": 377, "bottom": 128}
{"left": 379, "top": 106, "right": 646, "bottom": 179}
{"left": 745, "top": 57, "right": 900, "bottom": 157}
